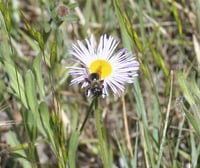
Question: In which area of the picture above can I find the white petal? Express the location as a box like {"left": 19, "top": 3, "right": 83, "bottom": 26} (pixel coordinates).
{"left": 67, "top": 34, "right": 139, "bottom": 97}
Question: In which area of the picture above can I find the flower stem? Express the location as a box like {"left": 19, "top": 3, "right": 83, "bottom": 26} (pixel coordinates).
{"left": 94, "top": 98, "right": 109, "bottom": 168}
{"left": 79, "top": 98, "right": 96, "bottom": 132}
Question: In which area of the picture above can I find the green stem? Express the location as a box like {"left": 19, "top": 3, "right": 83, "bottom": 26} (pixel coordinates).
{"left": 94, "top": 98, "right": 109, "bottom": 168}
{"left": 79, "top": 98, "right": 96, "bottom": 132}
{"left": 157, "top": 71, "right": 173, "bottom": 168}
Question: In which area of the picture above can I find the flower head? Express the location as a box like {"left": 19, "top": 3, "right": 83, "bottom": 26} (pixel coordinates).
{"left": 67, "top": 34, "right": 139, "bottom": 97}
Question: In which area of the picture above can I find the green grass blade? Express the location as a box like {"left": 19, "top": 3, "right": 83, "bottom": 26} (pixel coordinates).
{"left": 113, "top": 0, "right": 142, "bottom": 52}
{"left": 5, "top": 1, "right": 11, "bottom": 33}
{"left": 133, "top": 79, "right": 155, "bottom": 167}
{"left": 4, "top": 60, "right": 27, "bottom": 108}
{"left": 25, "top": 70, "right": 38, "bottom": 113}
{"left": 114, "top": 133, "right": 129, "bottom": 168}
{"left": 33, "top": 56, "right": 45, "bottom": 99}
{"left": 171, "top": 1, "right": 183, "bottom": 37}
{"left": 68, "top": 131, "right": 80, "bottom": 168}
{"left": 183, "top": 107, "right": 200, "bottom": 139}
{"left": 177, "top": 72, "right": 195, "bottom": 105}
{"left": 50, "top": 36, "right": 57, "bottom": 67}
{"left": 157, "top": 71, "right": 173, "bottom": 167}
{"left": 21, "top": 12, "right": 44, "bottom": 49}
{"left": 39, "top": 102, "right": 55, "bottom": 148}
{"left": 149, "top": 44, "right": 169, "bottom": 77}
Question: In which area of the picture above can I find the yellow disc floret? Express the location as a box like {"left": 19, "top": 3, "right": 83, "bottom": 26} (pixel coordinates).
{"left": 89, "top": 59, "right": 112, "bottom": 79}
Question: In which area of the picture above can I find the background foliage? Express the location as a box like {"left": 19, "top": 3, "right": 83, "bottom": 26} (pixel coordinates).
{"left": 0, "top": 0, "right": 200, "bottom": 167}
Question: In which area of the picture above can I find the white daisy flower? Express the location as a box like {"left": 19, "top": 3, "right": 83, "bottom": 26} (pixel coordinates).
{"left": 67, "top": 34, "right": 139, "bottom": 97}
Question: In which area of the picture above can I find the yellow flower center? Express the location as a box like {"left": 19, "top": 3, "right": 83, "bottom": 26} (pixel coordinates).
{"left": 89, "top": 59, "right": 112, "bottom": 79}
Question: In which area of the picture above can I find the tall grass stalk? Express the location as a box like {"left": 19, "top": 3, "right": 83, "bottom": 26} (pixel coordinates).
{"left": 157, "top": 71, "right": 174, "bottom": 167}
{"left": 122, "top": 94, "right": 134, "bottom": 159}
{"left": 94, "top": 97, "right": 110, "bottom": 168}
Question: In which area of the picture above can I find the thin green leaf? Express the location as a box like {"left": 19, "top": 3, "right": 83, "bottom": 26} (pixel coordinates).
{"left": 68, "top": 131, "right": 80, "bottom": 168}
{"left": 39, "top": 102, "right": 55, "bottom": 148}
{"left": 21, "top": 12, "right": 44, "bottom": 49}
{"left": 171, "top": 0, "right": 183, "bottom": 37}
{"left": 0, "top": 0, "right": 4, "bottom": 13}
{"left": 33, "top": 56, "right": 45, "bottom": 99}
{"left": 113, "top": 0, "right": 142, "bottom": 52}
{"left": 25, "top": 70, "right": 38, "bottom": 113}
{"left": 4, "top": 61, "right": 27, "bottom": 108}
{"left": 50, "top": 37, "right": 57, "bottom": 67}
{"left": 18, "top": 30, "right": 40, "bottom": 52}
{"left": 183, "top": 107, "right": 200, "bottom": 139}
{"left": 5, "top": 2, "right": 11, "bottom": 33}
{"left": 133, "top": 79, "right": 155, "bottom": 167}
{"left": 149, "top": 44, "right": 169, "bottom": 77}
{"left": 177, "top": 72, "right": 195, "bottom": 105}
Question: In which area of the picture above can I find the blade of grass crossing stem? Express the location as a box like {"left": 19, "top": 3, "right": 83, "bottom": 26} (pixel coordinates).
{"left": 157, "top": 71, "right": 173, "bottom": 167}
{"left": 133, "top": 79, "right": 155, "bottom": 167}
{"left": 7, "top": 131, "right": 32, "bottom": 168}
{"left": 68, "top": 131, "right": 80, "bottom": 168}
